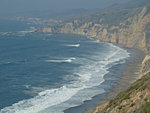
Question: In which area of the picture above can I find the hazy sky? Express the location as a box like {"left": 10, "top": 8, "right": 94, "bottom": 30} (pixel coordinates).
{"left": 0, "top": 0, "right": 130, "bottom": 12}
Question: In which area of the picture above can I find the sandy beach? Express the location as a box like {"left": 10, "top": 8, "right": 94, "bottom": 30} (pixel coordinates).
{"left": 85, "top": 49, "right": 145, "bottom": 113}
{"left": 64, "top": 48, "right": 145, "bottom": 113}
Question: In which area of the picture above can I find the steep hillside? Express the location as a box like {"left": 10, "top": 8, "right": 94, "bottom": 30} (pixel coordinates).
{"left": 94, "top": 73, "right": 150, "bottom": 113}
{"left": 94, "top": 55, "right": 150, "bottom": 113}
{"left": 111, "top": 0, "right": 150, "bottom": 9}
{"left": 38, "top": 4, "right": 150, "bottom": 113}
{"left": 37, "top": 1, "right": 150, "bottom": 113}
{"left": 38, "top": 5, "right": 150, "bottom": 53}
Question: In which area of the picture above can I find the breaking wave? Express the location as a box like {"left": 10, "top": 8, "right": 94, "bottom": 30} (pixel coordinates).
{"left": 45, "top": 58, "right": 76, "bottom": 63}
{"left": 65, "top": 44, "right": 80, "bottom": 47}
{"left": 0, "top": 42, "right": 130, "bottom": 113}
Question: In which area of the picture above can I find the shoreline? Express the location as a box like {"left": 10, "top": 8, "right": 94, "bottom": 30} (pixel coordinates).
{"left": 85, "top": 49, "right": 146, "bottom": 113}
{"left": 64, "top": 47, "right": 145, "bottom": 113}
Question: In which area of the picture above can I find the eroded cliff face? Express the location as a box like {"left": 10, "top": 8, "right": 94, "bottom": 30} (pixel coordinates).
{"left": 38, "top": 5, "right": 150, "bottom": 53}
{"left": 38, "top": 4, "right": 150, "bottom": 113}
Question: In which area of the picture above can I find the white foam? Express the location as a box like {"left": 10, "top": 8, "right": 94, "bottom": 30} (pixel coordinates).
{"left": 24, "top": 85, "right": 31, "bottom": 89}
{"left": 17, "top": 30, "right": 34, "bottom": 36}
{"left": 65, "top": 44, "right": 80, "bottom": 47}
{"left": 45, "top": 58, "right": 76, "bottom": 63}
{"left": 0, "top": 32, "right": 12, "bottom": 36}
{"left": 0, "top": 85, "right": 84, "bottom": 113}
{"left": 46, "top": 34, "right": 53, "bottom": 36}
{"left": 0, "top": 42, "right": 130, "bottom": 113}
{"left": 0, "top": 61, "right": 17, "bottom": 66}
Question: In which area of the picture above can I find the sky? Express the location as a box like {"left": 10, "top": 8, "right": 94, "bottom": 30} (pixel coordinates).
{"left": 0, "top": 0, "right": 130, "bottom": 15}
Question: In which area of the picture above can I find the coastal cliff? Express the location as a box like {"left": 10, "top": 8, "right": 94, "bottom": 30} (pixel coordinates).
{"left": 94, "top": 55, "right": 150, "bottom": 113}
{"left": 38, "top": 5, "right": 150, "bottom": 53}
{"left": 38, "top": 3, "right": 150, "bottom": 113}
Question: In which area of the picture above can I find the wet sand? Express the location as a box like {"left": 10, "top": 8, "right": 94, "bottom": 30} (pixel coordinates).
{"left": 84, "top": 49, "right": 145, "bottom": 113}
{"left": 64, "top": 48, "right": 145, "bottom": 113}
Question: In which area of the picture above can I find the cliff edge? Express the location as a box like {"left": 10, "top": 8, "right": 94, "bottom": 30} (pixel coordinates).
{"left": 38, "top": 4, "right": 150, "bottom": 53}
{"left": 94, "top": 55, "right": 150, "bottom": 113}
{"left": 38, "top": 2, "right": 150, "bottom": 113}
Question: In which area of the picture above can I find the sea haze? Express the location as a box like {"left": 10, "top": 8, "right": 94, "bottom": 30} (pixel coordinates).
{"left": 0, "top": 20, "right": 129, "bottom": 113}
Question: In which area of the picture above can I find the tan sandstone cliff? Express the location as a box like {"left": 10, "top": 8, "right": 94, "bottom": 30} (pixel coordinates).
{"left": 38, "top": 5, "right": 150, "bottom": 53}
{"left": 38, "top": 4, "right": 150, "bottom": 113}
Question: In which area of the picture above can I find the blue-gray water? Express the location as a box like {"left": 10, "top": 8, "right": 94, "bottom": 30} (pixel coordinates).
{"left": 0, "top": 20, "right": 129, "bottom": 113}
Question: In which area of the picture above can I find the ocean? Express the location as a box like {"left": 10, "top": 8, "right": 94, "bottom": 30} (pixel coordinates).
{"left": 0, "top": 20, "right": 129, "bottom": 113}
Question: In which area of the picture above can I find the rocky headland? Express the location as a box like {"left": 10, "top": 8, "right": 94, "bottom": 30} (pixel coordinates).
{"left": 38, "top": 4, "right": 150, "bottom": 53}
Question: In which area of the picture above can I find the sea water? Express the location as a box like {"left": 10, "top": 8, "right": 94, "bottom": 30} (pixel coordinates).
{"left": 0, "top": 20, "right": 129, "bottom": 113}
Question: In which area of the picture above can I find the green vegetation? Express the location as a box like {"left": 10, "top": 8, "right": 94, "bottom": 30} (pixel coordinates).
{"left": 51, "top": 6, "right": 143, "bottom": 29}
{"left": 108, "top": 73, "right": 150, "bottom": 106}
{"left": 39, "top": 2, "right": 150, "bottom": 112}
{"left": 135, "top": 102, "right": 150, "bottom": 113}
{"left": 118, "top": 105, "right": 123, "bottom": 110}
{"left": 98, "top": 72, "right": 150, "bottom": 113}
{"left": 41, "top": 2, "right": 150, "bottom": 113}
